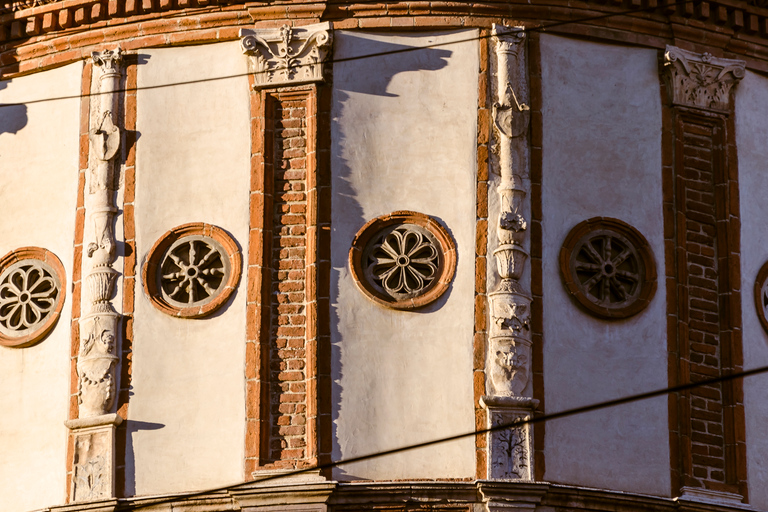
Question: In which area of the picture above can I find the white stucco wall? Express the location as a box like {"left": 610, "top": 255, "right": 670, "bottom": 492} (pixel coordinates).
{"left": 735, "top": 70, "right": 768, "bottom": 510}
{"left": 539, "top": 35, "right": 670, "bottom": 496}
{"left": 0, "top": 63, "right": 82, "bottom": 512}
{"left": 330, "top": 30, "right": 478, "bottom": 479}
{"left": 130, "top": 42, "right": 250, "bottom": 495}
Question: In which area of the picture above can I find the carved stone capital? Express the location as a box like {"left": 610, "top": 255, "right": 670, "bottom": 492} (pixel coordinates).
{"left": 91, "top": 48, "right": 122, "bottom": 75}
{"left": 663, "top": 45, "right": 745, "bottom": 112}
{"left": 492, "top": 24, "right": 525, "bottom": 56}
{"left": 240, "top": 22, "right": 332, "bottom": 88}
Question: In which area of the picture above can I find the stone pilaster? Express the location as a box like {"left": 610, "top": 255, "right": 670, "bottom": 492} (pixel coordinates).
{"left": 66, "top": 47, "right": 124, "bottom": 504}
{"left": 482, "top": 24, "right": 537, "bottom": 485}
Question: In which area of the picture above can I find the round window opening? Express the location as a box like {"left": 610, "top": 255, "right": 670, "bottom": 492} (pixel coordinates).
{"left": 753, "top": 261, "right": 768, "bottom": 335}
{"left": 143, "top": 223, "right": 241, "bottom": 318}
{"left": 559, "top": 217, "right": 656, "bottom": 319}
{"left": 0, "top": 247, "right": 66, "bottom": 348}
{"left": 349, "top": 211, "right": 456, "bottom": 310}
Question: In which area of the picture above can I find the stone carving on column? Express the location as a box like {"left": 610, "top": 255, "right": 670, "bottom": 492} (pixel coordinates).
{"left": 481, "top": 25, "right": 538, "bottom": 484}
{"left": 663, "top": 46, "right": 745, "bottom": 112}
{"left": 66, "top": 47, "right": 124, "bottom": 504}
{"left": 240, "top": 22, "right": 332, "bottom": 88}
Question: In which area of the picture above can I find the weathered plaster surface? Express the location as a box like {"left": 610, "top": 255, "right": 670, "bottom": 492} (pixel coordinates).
{"left": 131, "top": 42, "right": 249, "bottom": 495}
{"left": 330, "top": 30, "right": 477, "bottom": 479}
{"left": 0, "top": 63, "right": 82, "bottom": 512}
{"left": 735, "top": 70, "right": 768, "bottom": 510}
{"left": 539, "top": 34, "right": 669, "bottom": 496}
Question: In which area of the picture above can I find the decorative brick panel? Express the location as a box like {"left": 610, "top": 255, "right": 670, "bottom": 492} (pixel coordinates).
{"left": 245, "top": 82, "right": 331, "bottom": 475}
{"left": 676, "top": 114, "right": 728, "bottom": 486}
{"left": 662, "top": 46, "right": 747, "bottom": 499}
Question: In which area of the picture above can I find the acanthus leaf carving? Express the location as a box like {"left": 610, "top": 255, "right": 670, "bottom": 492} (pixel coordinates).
{"left": 663, "top": 45, "right": 745, "bottom": 112}
{"left": 240, "top": 22, "right": 332, "bottom": 88}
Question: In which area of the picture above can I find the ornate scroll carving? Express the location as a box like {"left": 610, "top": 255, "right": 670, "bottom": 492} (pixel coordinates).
{"left": 482, "top": 24, "right": 536, "bottom": 482}
{"left": 663, "top": 46, "right": 745, "bottom": 112}
{"left": 240, "top": 22, "right": 332, "bottom": 88}
{"left": 67, "top": 47, "right": 124, "bottom": 505}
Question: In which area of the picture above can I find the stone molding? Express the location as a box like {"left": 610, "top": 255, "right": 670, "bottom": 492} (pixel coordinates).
{"left": 240, "top": 22, "right": 331, "bottom": 89}
{"left": 663, "top": 45, "right": 745, "bottom": 112}
{"left": 42, "top": 480, "right": 759, "bottom": 512}
{"left": 0, "top": 246, "right": 65, "bottom": 348}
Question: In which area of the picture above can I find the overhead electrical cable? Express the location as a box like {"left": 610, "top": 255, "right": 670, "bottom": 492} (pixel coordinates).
{"left": 123, "top": 362, "right": 768, "bottom": 509}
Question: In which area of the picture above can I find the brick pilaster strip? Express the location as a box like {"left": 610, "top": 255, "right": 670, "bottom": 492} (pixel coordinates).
{"left": 246, "top": 83, "right": 327, "bottom": 474}
{"left": 474, "top": 28, "right": 490, "bottom": 479}
{"left": 662, "top": 46, "right": 748, "bottom": 499}
{"left": 65, "top": 58, "right": 91, "bottom": 502}
{"left": 528, "top": 31, "right": 546, "bottom": 482}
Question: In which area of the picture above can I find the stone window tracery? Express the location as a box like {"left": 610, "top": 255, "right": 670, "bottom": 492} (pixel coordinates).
{"left": 0, "top": 247, "right": 66, "bottom": 348}
{"left": 559, "top": 217, "right": 656, "bottom": 319}
{"left": 349, "top": 211, "right": 456, "bottom": 310}
{"left": 143, "top": 223, "right": 241, "bottom": 318}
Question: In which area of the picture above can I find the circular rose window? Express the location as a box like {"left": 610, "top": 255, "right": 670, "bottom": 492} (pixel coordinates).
{"left": 143, "top": 223, "right": 241, "bottom": 318}
{"left": 0, "top": 247, "right": 66, "bottom": 348}
{"left": 753, "top": 261, "right": 768, "bottom": 334}
{"left": 349, "top": 211, "right": 456, "bottom": 310}
{"left": 559, "top": 217, "right": 656, "bottom": 319}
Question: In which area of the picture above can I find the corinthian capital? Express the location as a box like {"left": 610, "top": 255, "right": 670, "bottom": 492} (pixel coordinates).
{"left": 91, "top": 47, "right": 122, "bottom": 73}
{"left": 663, "top": 45, "right": 745, "bottom": 112}
{"left": 240, "top": 22, "right": 332, "bottom": 89}
{"left": 492, "top": 24, "right": 525, "bottom": 55}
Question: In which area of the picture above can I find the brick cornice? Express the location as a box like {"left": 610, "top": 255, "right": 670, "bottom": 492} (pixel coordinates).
{"left": 7, "top": 1, "right": 768, "bottom": 78}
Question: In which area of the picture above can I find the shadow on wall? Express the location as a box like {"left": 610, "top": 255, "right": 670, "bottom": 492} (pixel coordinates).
{"left": 328, "top": 34, "right": 453, "bottom": 480}
{"left": 0, "top": 80, "right": 29, "bottom": 139}
{"left": 122, "top": 419, "right": 165, "bottom": 497}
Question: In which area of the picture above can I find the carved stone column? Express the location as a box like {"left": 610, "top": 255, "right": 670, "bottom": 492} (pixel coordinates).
{"left": 481, "top": 25, "right": 537, "bottom": 483}
{"left": 65, "top": 47, "right": 124, "bottom": 503}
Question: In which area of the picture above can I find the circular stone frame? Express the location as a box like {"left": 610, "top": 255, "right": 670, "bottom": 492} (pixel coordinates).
{"left": 349, "top": 211, "right": 457, "bottom": 310}
{"left": 559, "top": 217, "right": 657, "bottom": 320}
{"left": 142, "top": 223, "right": 242, "bottom": 318}
{"left": 0, "top": 247, "right": 66, "bottom": 348}
{"left": 753, "top": 260, "right": 768, "bottom": 335}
